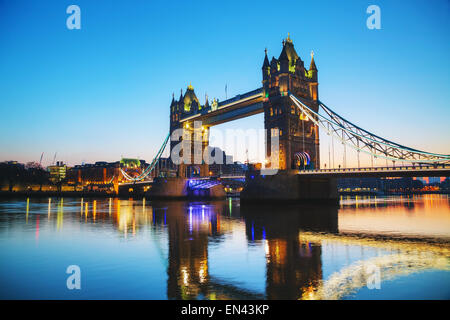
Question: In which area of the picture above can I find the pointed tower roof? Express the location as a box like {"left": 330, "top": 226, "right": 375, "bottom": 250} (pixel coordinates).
{"left": 183, "top": 83, "right": 199, "bottom": 110}
{"left": 279, "top": 33, "right": 300, "bottom": 63}
{"left": 263, "top": 48, "right": 270, "bottom": 68}
{"left": 204, "top": 93, "right": 210, "bottom": 108}
{"left": 309, "top": 50, "right": 317, "bottom": 71}
{"left": 279, "top": 43, "right": 289, "bottom": 61}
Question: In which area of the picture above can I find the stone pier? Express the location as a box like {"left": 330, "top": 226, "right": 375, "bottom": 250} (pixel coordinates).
{"left": 148, "top": 177, "right": 226, "bottom": 200}
{"left": 240, "top": 170, "right": 338, "bottom": 204}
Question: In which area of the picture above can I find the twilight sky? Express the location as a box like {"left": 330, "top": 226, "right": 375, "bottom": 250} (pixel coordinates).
{"left": 0, "top": 0, "right": 449, "bottom": 167}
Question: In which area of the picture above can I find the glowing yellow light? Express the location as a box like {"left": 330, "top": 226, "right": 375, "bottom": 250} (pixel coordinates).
{"left": 181, "top": 267, "right": 189, "bottom": 286}
{"left": 26, "top": 198, "right": 29, "bottom": 223}
{"left": 264, "top": 240, "right": 269, "bottom": 256}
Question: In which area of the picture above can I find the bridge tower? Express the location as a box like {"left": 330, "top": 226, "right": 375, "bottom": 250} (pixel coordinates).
{"left": 170, "top": 84, "right": 209, "bottom": 178}
{"left": 262, "top": 35, "right": 320, "bottom": 170}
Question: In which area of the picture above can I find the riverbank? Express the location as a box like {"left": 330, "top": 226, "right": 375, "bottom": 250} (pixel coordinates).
{"left": 1, "top": 190, "right": 448, "bottom": 200}
{"left": 0, "top": 191, "right": 115, "bottom": 199}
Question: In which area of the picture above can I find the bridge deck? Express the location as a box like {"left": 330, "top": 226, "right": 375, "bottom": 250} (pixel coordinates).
{"left": 118, "top": 166, "right": 449, "bottom": 187}
{"left": 179, "top": 88, "right": 263, "bottom": 126}
{"left": 294, "top": 165, "right": 450, "bottom": 178}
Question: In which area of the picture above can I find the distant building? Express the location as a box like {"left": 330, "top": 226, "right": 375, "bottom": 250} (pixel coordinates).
{"left": 48, "top": 161, "right": 67, "bottom": 184}
{"left": 338, "top": 177, "right": 381, "bottom": 191}
{"left": 67, "top": 161, "right": 120, "bottom": 186}
{"left": 207, "top": 147, "right": 246, "bottom": 176}
{"left": 67, "top": 158, "right": 155, "bottom": 186}
{"left": 120, "top": 158, "right": 142, "bottom": 169}
{"left": 222, "top": 162, "right": 247, "bottom": 176}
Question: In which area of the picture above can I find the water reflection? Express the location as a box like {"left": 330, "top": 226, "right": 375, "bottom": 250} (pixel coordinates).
{"left": 298, "top": 232, "right": 449, "bottom": 299}
{"left": 0, "top": 195, "right": 448, "bottom": 299}
{"left": 240, "top": 204, "right": 337, "bottom": 299}
{"left": 339, "top": 194, "right": 450, "bottom": 239}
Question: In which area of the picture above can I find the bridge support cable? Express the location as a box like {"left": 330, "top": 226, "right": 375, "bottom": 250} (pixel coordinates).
{"left": 332, "top": 135, "right": 335, "bottom": 168}
{"left": 289, "top": 93, "right": 450, "bottom": 164}
{"left": 120, "top": 133, "right": 171, "bottom": 182}
{"left": 328, "top": 141, "right": 331, "bottom": 170}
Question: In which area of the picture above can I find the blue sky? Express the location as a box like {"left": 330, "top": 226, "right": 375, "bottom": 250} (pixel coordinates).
{"left": 0, "top": 0, "right": 449, "bottom": 166}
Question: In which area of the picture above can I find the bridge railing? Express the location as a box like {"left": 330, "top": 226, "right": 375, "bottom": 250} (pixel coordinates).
{"left": 219, "top": 174, "right": 246, "bottom": 179}
{"left": 296, "top": 164, "right": 450, "bottom": 174}
{"left": 217, "top": 88, "right": 262, "bottom": 108}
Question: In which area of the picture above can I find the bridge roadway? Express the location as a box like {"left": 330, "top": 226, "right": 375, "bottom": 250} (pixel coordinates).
{"left": 294, "top": 164, "right": 450, "bottom": 178}
{"left": 179, "top": 88, "right": 263, "bottom": 126}
{"left": 118, "top": 165, "right": 449, "bottom": 187}
{"left": 118, "top": 180, "right": 153, "bottom": 187}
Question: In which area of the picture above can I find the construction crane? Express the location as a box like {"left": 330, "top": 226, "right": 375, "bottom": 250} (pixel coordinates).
{"left": 39, "top": 152, "right": 44, "bottom": 167}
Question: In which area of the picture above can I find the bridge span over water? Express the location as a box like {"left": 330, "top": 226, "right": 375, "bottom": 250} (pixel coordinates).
{"left": 295, "top": 164, "right": 450, "bottom": 178}
{"left": 118, "top": 35, "right": 449, "bottom": 201}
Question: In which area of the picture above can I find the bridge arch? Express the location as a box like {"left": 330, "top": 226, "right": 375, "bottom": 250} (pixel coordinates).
{"left": 293, "top": 151, "right": 312, "bottom": 170}
{"left": 186, "top": 165, "right": 201, "bottom": 178}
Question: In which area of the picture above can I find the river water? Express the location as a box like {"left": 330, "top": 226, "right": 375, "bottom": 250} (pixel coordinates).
{"left": 0, "top": 195, "right": 449, "bottom": 299}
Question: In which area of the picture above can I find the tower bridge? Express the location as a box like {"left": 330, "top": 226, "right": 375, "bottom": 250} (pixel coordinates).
{"left": 119, "top": 35, "right": 450, "bottom": 201}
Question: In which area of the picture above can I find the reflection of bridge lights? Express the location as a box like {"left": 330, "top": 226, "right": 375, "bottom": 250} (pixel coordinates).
{"left": 298, "top": 231, "right": 450, "bottom": 299}
{"left": 189, "top": 207, "right": 193, "bottom": 233}
{"left": 303, "top": 252, "right": 449, "bottom": 300}
{"left": 251, "top": 223, "right": 255, "bottom": 241}
{"left": 93, "top": 200, "right": 96, "bottom": 221}
{"left": 181, "top": 267, "right": 189, "bottom": 286}
{"left": 187, "top": 204, "right": 215, "bottom": 233}
{"left": 199, "top": 268, "right": 205, "bottom": 283}
{"left": 25, "top": 198, "right": 29, "bottom": 223}
{"left": 56, "top": 199, "right": 64, "bottom": 231}
{"left": 199, "top": 263, "right": 207, "bottom": 284}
